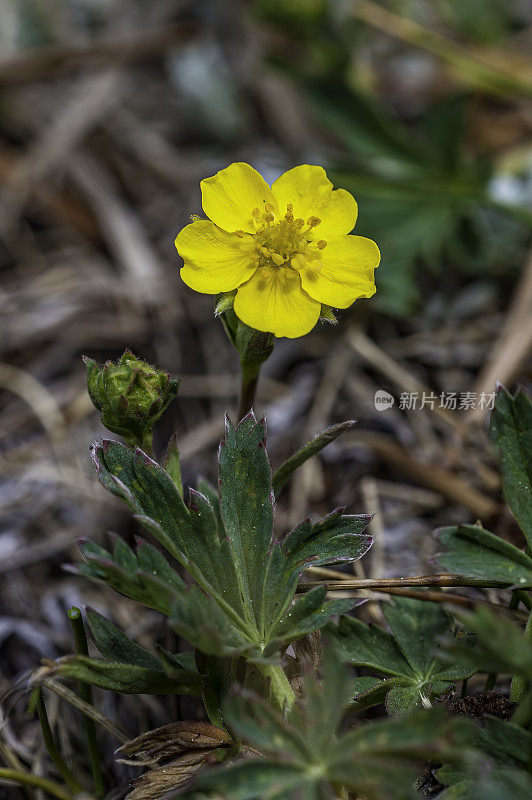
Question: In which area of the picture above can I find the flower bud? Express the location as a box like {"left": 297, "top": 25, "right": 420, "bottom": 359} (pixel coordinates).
{"left": 83, "top": 350, "right": 180, "bottom": 451}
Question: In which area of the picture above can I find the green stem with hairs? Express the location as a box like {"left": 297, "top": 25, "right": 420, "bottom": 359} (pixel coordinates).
{"left": 68, "top": 607, "right": 105, "bottom": 798}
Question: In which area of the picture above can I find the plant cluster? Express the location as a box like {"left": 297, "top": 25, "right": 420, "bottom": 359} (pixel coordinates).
{"left": 4, "top": 165, "right": 531, "bottom": 800}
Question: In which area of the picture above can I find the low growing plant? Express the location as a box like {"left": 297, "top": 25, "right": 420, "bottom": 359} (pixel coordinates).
{"left": 4, "top": 164, "right": 532, "bottom": 800}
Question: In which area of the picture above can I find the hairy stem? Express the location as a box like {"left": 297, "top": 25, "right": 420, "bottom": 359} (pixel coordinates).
{"left": 238, "top": 362, "right": 260, "bottom": 421}
{"left": 68, "top": 607, "right": 105, "bottom": 797}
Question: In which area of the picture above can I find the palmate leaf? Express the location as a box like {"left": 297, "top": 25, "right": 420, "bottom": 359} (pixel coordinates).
{"left": 327, "top": 596, "right": 473, "bottom": 715}
{"left": 89, "top": 413, "right": 372, "bottom": 663}
{"left": 437, "top": 716, "right": 532, "bottom": 800}
{"left": 183, "top": 652, "right": 474, "bottom": 800}
{"left": 434, "top": 524, "right": 532, "bottom": 588}
{"left": 489, "top": 386, "right": 532, "bottom": 549}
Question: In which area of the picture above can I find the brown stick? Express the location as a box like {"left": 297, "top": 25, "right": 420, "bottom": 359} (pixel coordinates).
{"left": 343, "top": 431, "right": 499, "bottom": 520}
{"left": 301, "top": 574, "right": 509, "bottom": 589}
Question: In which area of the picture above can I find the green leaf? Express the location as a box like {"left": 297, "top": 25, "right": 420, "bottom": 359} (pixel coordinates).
{"left": 272, "top": 420, "right": 357, "bottom": 496}
{"left": 435, "top": 524, "right": 532, "bottom": 588}
{"left": 218, "top": 414, "right": 274, "bottom": 628}
{"left": 438, "top": 716, "right": 532, "bottom": 800}
{"left": 86, "top": 607, "right": 162, "bottom": 670}
{"left": 489, "top": 386, "right": 532, "bottom": 548}
{"left": 442, "top": 606, "right": 532, "bottom": 679}
{"left": 90, "top": 415, "right": 371, "bottom": 666}
{"left": 55, "top": 654, "right": 201, "bottom": 695}
{"left": 187, "top": 651, "right": 475, "bottom": 800}
{"left": 329, "top": 597, "right": 473, "bottom": 715}
{"left": 76, "top": 537, "right": 185, "bottom": 614}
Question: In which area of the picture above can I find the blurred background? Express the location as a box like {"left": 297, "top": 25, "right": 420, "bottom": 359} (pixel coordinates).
{"left": 1, "top": 0, "right": 531, "bottom": 794}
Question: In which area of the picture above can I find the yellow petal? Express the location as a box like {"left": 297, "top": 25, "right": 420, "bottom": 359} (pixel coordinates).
{"left": 234, "top": 268, "right": 320, "bottom": 339}
{"left": 175, "top": 220, "right": 255, "bottom": 293}
{"left": 271, "top": 165, "right": 357, "bottom": 238}
{"left": 201, "top": 162, "right": 279, "bottom": 233}
{"left": 299, "top": 235, "right": 380, "bottom": 309}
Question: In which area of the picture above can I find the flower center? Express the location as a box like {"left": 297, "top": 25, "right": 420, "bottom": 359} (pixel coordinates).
{"left": 239, "top": 203, "right": 327, "bottom": 280}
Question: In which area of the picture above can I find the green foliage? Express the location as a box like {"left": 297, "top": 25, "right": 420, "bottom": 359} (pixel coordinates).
{"left": 53, "top": 606, "right": 201, "bottom": 695}
{"left": 442, "top": 606, "right": 532, "bottom": 681}
{"left": 84, "top": 350, "right": 180, "bottom": 450}
{"left": 437, "top": 716, "right": 532, "bottom": 799}
{"left": 328, "top": 596, "right": 473, "bottom": 715}
{"left": 489, "top": 386, "right": 532, "bottom": 549}
{"left": 272, "top": 420, "right": 356, "bottom": 496}
{"left": 185, "top": 652, "right": 474, "bottom": 800}
{"left": 82, "top": 413, "right": 371, "bottom": 712}
{"left": 306, "top": 84, "right": 529, "bottom": 315}
{"left": 435, "top": 524, "right": 532, "bottom": 588}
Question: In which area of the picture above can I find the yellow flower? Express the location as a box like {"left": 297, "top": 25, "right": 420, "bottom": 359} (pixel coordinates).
{"left": 175, "top": 163, "right": 380, "bottom": 338}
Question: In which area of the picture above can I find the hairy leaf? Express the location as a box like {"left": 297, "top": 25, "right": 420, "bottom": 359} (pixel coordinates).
{"left": 489, "top": 387, "right": 532, "bottom": 548}
{"left": 328, "top": 596, "right": 472, "bottom": 714}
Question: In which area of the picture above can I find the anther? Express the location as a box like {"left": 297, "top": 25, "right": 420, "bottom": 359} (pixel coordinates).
{"left": 252, "top": 207, "right": 260, "bottom": 217}
{"left": 263, "top": 212, "right": 275, "bottom": 223}
{"left": 286, "top": 203, "right": 293, "bottom": 213}
{"left": 307, "top": 216, "right": 321, "bottom": 227}
{"left": 235, "top": 229, "right": 245, "bottom": 238}
{"left": 317, "top": 240, "right": 327, "bottom": 249}
{"left": 291, "top": 253, "right": 307, "bottom": 271}
{"left": 294, "top": 218, "right": 305, "bottom": 228}
{"left": 264, "top": 202, "right": 275, "bottom": 213}
{"left": 271, "top": 253, "right": 285, "bottom": 266}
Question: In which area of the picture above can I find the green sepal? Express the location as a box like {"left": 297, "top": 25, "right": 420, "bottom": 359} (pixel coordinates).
{"left": 83, "top": 350, "right": 179, "bottom": 450}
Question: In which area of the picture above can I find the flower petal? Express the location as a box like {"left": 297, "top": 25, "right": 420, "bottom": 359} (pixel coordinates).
{"left": 201, "top": 162, "right": 279, "bottom": 233}
{"left": 234, "top": 268, "right": 321, "bottom": 339}
{"left": 299, "top": 235, "right": 380, "bottom": 309}
{"left": 175, "top": 220, "right": 256, "bottom": 293}
{"left": 271, "top": 165, "right": 358, "bottom": 238}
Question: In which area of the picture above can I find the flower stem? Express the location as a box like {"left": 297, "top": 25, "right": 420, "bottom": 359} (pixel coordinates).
{"left": 0, "top": 768, "right": 73, "bottom": 800}
{"left": 36, "top": 690, "right": 84, "bottom": 796}
{"left": 238, "top": 361, "right": 260, "bottom": 421}
{"left": 68, "top": 606, "right": 105, "bottom": 798}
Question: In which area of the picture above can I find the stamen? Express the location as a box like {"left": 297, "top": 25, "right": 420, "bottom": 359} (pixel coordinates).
{"left": 264, "top": 202, "right": 275, "bottom": 213}
{"left": 271, "top": 253, "right": 285, "bottom": 266}
{"left": 307, "top": 216, "right": 321, "bottom": 228}
{"left": 252, "top": 207, "right": 261, "bottom": 217}
{"left": 235, "top": 229, "right": 245, "bottom": 238}
{"left": 284, "top": 211, "right": 294, "bottom": 222}
{"left": 317, "top": 240, "right": 327, "bottom": 249}
{"left": 286, "top": 203, "right": 293, "bottom": 213}
{"left": 308, "top": 259, "right": 322, "bottom": 273}
{"left": 294, "top": 218, "right": 305, "bottom": 228}
{"left": 263, "top": 212, "right": 275, "bottom": 223}
{"left": 291, "top": 253, "right": 307, "bottom": 271}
